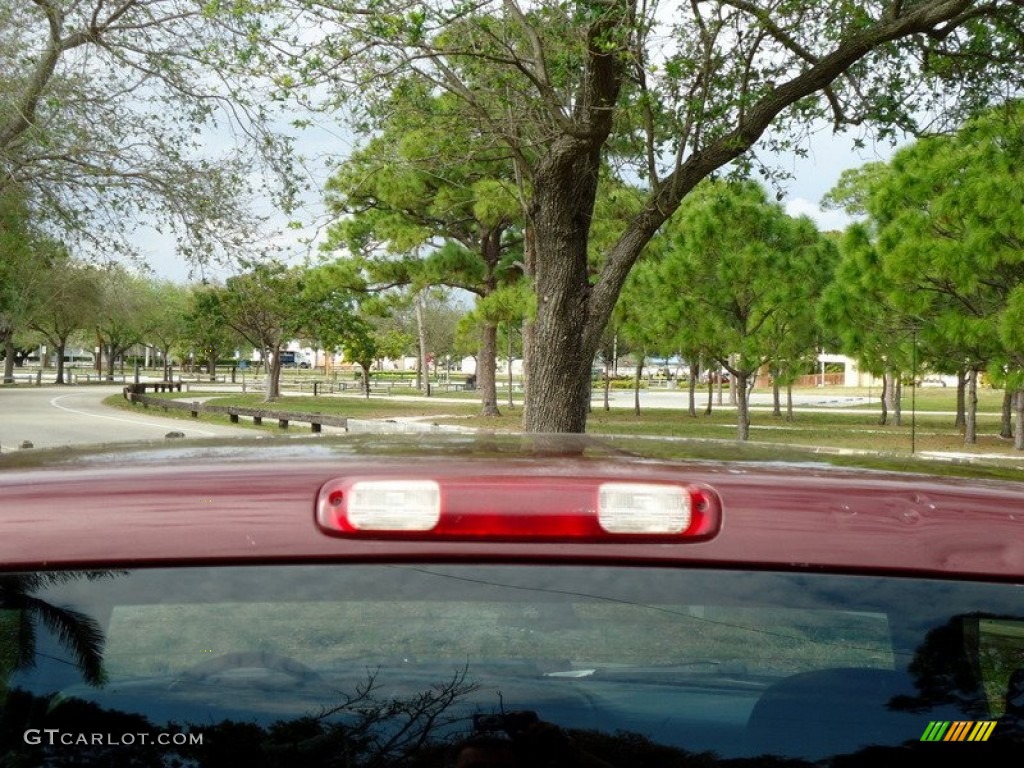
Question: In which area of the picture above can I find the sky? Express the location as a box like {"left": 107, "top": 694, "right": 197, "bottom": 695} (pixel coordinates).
{"left": 779, "top": 128, "right": 898, "bottom": 231}
{"left": 137, "top": 119, "right": 898, "bottom": 285}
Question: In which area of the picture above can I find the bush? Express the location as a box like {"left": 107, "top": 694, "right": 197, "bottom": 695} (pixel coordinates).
{"left": 592, "top": 376, "right": 646, "bottom": 390}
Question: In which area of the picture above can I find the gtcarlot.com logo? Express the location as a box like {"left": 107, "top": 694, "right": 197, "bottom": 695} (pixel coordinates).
{"left": 920, "top": 721, "right": 997, "bottom": 742}
{"left": 24, "top": 729, "right": 203, "bottom": 747}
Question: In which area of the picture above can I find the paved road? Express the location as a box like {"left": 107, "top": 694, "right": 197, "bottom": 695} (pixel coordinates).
{"left": 0, "top": 385, "right": 257, "bottom": 451}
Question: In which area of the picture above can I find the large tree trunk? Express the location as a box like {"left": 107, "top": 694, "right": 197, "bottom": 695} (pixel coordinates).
{"left": 522, "top": 140, "right": 606, "bottom": 433}
{"left": 520, "top": 16, "right": 626, "bottom": 433}
{"left": 1001, "top": 389, "right": 1013, "bottom": 439}
{"left": 478, "top": 321, "right": 500, "bottom": 417}
{"left": 514, "top": 2, "right": 975, "bottom": 434}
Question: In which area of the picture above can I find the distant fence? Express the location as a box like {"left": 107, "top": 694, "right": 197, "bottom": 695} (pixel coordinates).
{"left": 3, "top": 371, "right": 162, "bottom": 385}
{"left": 1, "top": 371, "right": 42, "bottom": 385}
{"left": 228, "top": 378, "right": 472, "bottom": 396}
{"left": 123, "top": 384, "right": 348, "bottom": 433}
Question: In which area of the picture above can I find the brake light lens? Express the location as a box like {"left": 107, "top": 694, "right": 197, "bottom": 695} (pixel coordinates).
{"left": 347, "top": 480, "right": 441, "bottom": 531}
{"left": 316, "top": 476, "right": 721, "bottom": 541}
{"left": 597, "top": 483, "right": 690, "bottom": 534}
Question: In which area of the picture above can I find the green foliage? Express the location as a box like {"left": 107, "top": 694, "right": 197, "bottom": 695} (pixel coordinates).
{"left": 283, "top": 0, "right": 1024, "bottom": 431}
{"left": 655, "top": 181, "right": 835, "bottom": 377}
{"left": 0, "top": 189, "right": 39, "bottom": 351}
{"left": 142, "top": 281, "right": 191, "bottom": 370}
{"left": 26, "top": 259, "right": 104, "bottom": 378}
{"left": 1, "top": 0, "right": 294, "bottom": 262}
{"left": 93, "top": 266, "right": 168, "bottom": 374}
{"left": 818, "top": 223, "right": 914, "bottom": 378}
{"left": 456, "top": 282, "right": 534, "bottom": 359}
{"left": 820, "top": 162, "right": 891, "bottom": 218}
{"left": 300, "top": 260, "right": 367, "bottom": 354}
{"left": 646, "top": 180, "right": 836, "bottom": 436}
{"left": 221, "top": 261, "right": 307, "bottom": 350}
{"left": 181, "top": 285, "right": 239, "bottom": 369}
{"left": 322, "top": 87, "right": 523, "bottom": 297}
{"left": 830, "top": 101, "right": 1024, "bottom": 379}
{"left": 474, "top": 282, "right": 535, "bottom": 326}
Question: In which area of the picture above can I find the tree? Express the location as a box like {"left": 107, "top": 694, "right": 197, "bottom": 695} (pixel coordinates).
{"left": 93, "top": 266, "right": 160, "bottom": 380}
{"left": 818, "top": 224, "right": 915, "bottom": 426}
{"left": 1, "top": 0, "right": 293, "bottom": 261}
{"left": 614, "top": 262, "right": 661, "bottom": 416}
{"left": 626, "top": 251, "right": 719, "bottom": 417}
{"left": 344, "top": 328, "right": 378, "bottom": 397}
{"left": 762, "top": 218, "right": 839, "bottom": 422}
{"left": 0, "top": 573, "right": 107, "bottom": 688}
{"left": 141, "top": 281, "right": 190, "bottom": 381}
{"left": 322, "top": 89, "right": 523, "bottom": 415}
{"left": 825, "top": 102, "right": 1024, "bottom": 445}
{"left": 27, "top": 257, "right": 103, "bottom": 385}
{"left": 458, "top": 282, "right": 533, "bottom": 405}
{"left": 999, "top": 290, "right": 1024, "bottom": 450}
{"left": 181, "top": 285, "right": 240, "bottom": 382}
{"left": 299, "top": 258, "right": 398, "bottom": 396}
{"left": 417, "top": 289, "right": 465, "bottom": 382}
{"left": 868, "top": 110, "right": 1024, "bottom": 445}
{"left": 0, "top": 188, "right": 42, "bottom": 383}
{"left": 280, "top": 0, "right": 1024, "bottom": 433}
{"left": 220, "top": 261, "right": 308, "bottom": 402}
{"left": 653, "top": 181, "right": 835, "bottom": 441}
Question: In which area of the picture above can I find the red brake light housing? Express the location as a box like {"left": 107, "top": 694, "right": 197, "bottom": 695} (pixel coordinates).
{"left": 316, "top": 475, "right": 722, "bottom": 542}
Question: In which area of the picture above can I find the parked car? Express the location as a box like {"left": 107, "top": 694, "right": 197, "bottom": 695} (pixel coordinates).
{"left": 278, "top": 350, "right": 311, "bottom": 369}
{"left": 2, "top": 436, "right": 1022, "bottom": 766}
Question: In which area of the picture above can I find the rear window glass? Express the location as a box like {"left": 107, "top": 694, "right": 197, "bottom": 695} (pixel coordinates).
{"left": 2, "top": 566, "right": 1023, "bottom": 764}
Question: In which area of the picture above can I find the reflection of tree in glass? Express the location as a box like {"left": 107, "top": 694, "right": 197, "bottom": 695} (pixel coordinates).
{"left": 890, "top": 613, "right": 1005, "bottom": 718}
{"left": 302, "top": 665, "right": 480, "bottom": 766}
{"left": 0, "top": 572, "right": 109, "bottom": 688}
{"left": 0, "top": 667, "right": 481, "bottom": 767}
{"left": 1, "top": 661, "right": 780, "bottom": 767}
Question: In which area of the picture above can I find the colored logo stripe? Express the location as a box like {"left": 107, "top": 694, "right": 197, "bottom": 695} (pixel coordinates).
{"left": 967, "top": 721, "right": 997, "bottom": 742}
{"left": 920, "top": 721, "right": 997, "bottom": 742}
{"left": 945, "top": 721, "right": 973, "bottom": 741}
{"left": 921, "top": 721, "right": 950, "bottom": 741}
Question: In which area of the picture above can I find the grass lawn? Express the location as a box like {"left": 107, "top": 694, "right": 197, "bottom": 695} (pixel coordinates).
{"left": 105, "top": 384, "right": 1023, "bottom": 462}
